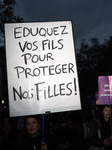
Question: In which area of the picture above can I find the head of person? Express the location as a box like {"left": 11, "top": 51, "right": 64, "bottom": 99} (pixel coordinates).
{"left": 101, "top": 105, "right": 111, "bottom": 122}
{"left": 59, "top": 116, "right": 68, "bottom": 128}
{"left": 91, "top": 103, "right": 95, "bottom": 110}
{"left": 24, "top": 115, "right": 42, "bottom": 138}
{"left": 2, "top": 115, "right": 11, "bottom": 128}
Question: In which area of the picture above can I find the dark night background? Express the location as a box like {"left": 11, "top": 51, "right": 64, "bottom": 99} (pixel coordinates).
{"left": 0, "top": 0, "right": 112, "bottom": 114}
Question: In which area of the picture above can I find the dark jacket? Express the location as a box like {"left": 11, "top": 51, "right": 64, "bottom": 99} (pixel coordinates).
{"left": 88, "top": 119, "right": 104, "bottom": 147}
{"left": 88, "top": 118, "right": 112, "bottom": 150}
{"left": 15, "top": 133, "right": 41, "bottom": 150}
{"left": 53, "top": 125, "right": 79, "bottom": 150}
{"left": 101, "top": 117, "right": 112, "bottom": 150}
{"left": 15, "top": 131, "right": 57, "bottom": 150}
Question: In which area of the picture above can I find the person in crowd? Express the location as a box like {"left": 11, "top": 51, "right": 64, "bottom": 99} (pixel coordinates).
{"left": 52, "top": 114, "right": 79, "bottom": 150}
{"left": 15, "top": 115, "right": 57, "bottom": 150}
{"left": 90, "top": 102, "right": 96, "bottom": 120}
{"left": 0, "top": 128, "right": 5, "bottom": 150}
{"left": 1, "top": 115, "right": 18, "bottom": 150}
{"left": 88, "top": 105, "right": 112, "bottom": 150}
{"left": 72, "top": 110, "right": 90, "bottom": 150}
{"left": 83, "top": 105, "right": 93, "bottom": 123}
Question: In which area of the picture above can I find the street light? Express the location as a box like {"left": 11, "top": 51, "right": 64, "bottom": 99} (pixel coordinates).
{"left": 1, "top": 99, "right": 5, "bottom": 104}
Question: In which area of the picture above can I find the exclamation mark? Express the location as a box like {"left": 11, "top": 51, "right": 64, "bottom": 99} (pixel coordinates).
{"left": 74, "top": 78, "right": 77, "bottom": 95}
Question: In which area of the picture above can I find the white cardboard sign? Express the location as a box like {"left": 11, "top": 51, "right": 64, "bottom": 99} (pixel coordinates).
{"left": 5, "top": 21, "right": 81, "bottom": 117}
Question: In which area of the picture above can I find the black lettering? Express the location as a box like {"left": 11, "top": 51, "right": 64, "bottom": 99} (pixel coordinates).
{"left": 54, "top": 84, "right": 59, "bottom": 96}
{"left": 44, "top": 87, "right": 46, "bottom": 99}
{"left": 54, "top": 27, "right": 59, "bottom": 35}
{"left": 48, "top": 85, "right": 53, "bottom": 98}
{"left": 30, "top": 27, "right": 38, "bottom": 36}
{"left": 32, "top": 41, "right": 38, "bottom": 51}
{"left": 47, "top": 28, "right": 53, "bottom": 36}
{"left": 39, "top": 66, "right": 48, "bottom": 76}
{"left": 23, "top": 27, "right": 30, "bottom": 37}
{"left": 35, "top": 82, "right": 45, "bottom": 100}
{"left": 55, "top": 64, "right": 61, "bottom": 74}
{"left": 25, "top": 68, "right": 34, "bottom": 78}
{"left": 42, "top": 39, "right": 50, "bottom": 50}
{"left": 52, "top": 40, "right": 57, "bottom": 50}
{"left": 58, "top": 39, "right": 64, "bottom": 49}
{"left": 47, "top": 53, "right": 54, "bottom": 61}
{"left": 22, "top": 91, "right": 28, "bottom": 99}
{"left": 33, "top": 68, "right": 40, "bottom": 76}
{"left": 19, "top": 41, "right": 27, "bottom": 52}
{"left": 39, "top": 28, "right": 46, "bottom": 37}
{"left": 21, "top": 53, "right": 32, "bottom": 65}
{"left": 13, "top": 86, "right": 22, "bottom": 100}
{"left": 68, "top": 63, "right": 74, "bottom": 73}
{"left": 60, "top": 26, "right": 68, "bottom": 35}
{"left": 59, "top": 83, "right": 65, "bottom": 95}
{"left": 19, "top": 41, "right": 38, "bottom": 52}
{"left": 66, "top": 82, "right": 72, "bottom": 95}
{"left": 38, "top": 54, "right": 46, "bottom": 62}
{"left": 62, "top": 64, "right": 67, "bottom": 73}
{"left": 14, "top": 27, "right": 22, "bottom": 39}
{"left": 49, "top": 65, "right": 55, "bottom": 75}
{"left": 14, "top": 66, "right": 24, "bottom": 78}
{"left": 27, "top": 42, "right": 32, "bottom": 50}
{"left": 32, "top": 55, "right": 39, "bottom": 63}
{"left": 74, "top": 78, "right": 77, "bottom": 95}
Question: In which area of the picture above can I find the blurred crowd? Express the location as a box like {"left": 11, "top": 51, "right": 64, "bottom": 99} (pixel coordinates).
{"left": 0, "top": 103, "right": 112, "bottom": 150}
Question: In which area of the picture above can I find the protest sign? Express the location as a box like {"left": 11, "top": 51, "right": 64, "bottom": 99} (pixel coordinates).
{"left": 98, "top": 76, "right": 112, "bottom": 105}
{"left": 5, "top": 21, "right": 81, "bottom": 117}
